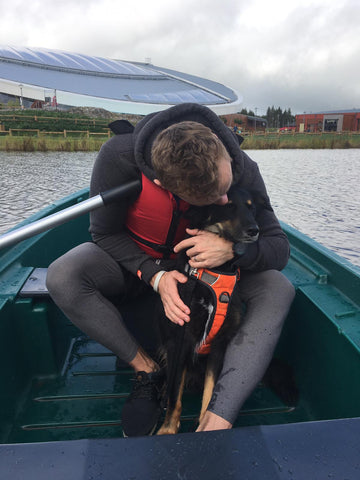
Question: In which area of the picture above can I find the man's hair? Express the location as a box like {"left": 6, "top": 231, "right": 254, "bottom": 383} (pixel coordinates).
{"left": 151, "top": 121, "right": 230, "bottom": 201}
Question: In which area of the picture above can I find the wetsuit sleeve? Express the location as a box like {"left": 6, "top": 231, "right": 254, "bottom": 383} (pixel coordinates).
{"left": 89, "top": 136, "right": 163, "bottom": 284}
{"left": 232, "top": 154, "right": 290, "bottom": 272}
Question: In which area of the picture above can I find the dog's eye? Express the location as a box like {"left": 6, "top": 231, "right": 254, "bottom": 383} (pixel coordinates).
{"left": 246, "top": 199, "right": 256, "bottom": 214}
{"left": 245, "top": 199, "right": 255, "bottom": 210}
{"left": 227, "top": 203, "right": 237, "bottom": 212}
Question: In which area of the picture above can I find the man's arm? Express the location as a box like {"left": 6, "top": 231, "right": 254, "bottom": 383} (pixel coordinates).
{"left": 89, "top": 137, "right": 163, "bottom": 284}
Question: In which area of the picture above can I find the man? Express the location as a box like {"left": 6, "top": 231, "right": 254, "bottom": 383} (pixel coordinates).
{"left": 47, "top": 103, "right": 295, "bottom": 437}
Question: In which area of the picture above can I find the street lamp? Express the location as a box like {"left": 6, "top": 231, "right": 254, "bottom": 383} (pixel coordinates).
{"left": 19, "top": 84, "right": 23, "bottom": 109}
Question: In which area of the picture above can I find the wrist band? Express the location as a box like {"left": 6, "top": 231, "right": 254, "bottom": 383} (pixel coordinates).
{"left": 153, "top": 270, "right": 166, "bottom": 293}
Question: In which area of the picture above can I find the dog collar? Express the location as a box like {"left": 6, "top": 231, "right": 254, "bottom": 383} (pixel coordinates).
{"left": 186, "top": 265, "right": 240, "bottom": 355}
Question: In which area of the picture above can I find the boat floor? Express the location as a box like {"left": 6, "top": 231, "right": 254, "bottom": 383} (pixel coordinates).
{"left": 7, "top": 336, "right": 311, "bottom": 444}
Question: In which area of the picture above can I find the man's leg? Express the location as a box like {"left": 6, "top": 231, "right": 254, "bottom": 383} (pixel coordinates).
{"left": 46, "top": 242, "right": 163, "bottom": 436}
{"left": 47, "top": 242, "right": 145, "bottom": 364}
{"left": 198, "top": 269, "right": 295, "bottom": 430}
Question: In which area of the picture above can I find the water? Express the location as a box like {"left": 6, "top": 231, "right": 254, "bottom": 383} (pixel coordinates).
{"left": 0, "top": 149, "right": 359, "bottom": 267}
{"left": 248, "top": 149, "right": 360, "bottom": 267}
{"left": 0, "top": 151, "right": 96, "bottom": 231}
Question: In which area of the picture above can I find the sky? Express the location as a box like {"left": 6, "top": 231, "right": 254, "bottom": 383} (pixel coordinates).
{"left": 0, "top": 0, "right": 359, "bottom": 115}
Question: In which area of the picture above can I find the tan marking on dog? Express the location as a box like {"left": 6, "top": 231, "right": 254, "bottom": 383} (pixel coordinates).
{"left": 157, "top": 370, "right": 186, "bottom": 435}
{"left": 205, "top": 223, "right": 224, "bottom": 235}
{"left": 205, "top": 219, "right": 236, "bottom": 238}
{"left": 199, "top": 366, "right": 216, "bottom": 424}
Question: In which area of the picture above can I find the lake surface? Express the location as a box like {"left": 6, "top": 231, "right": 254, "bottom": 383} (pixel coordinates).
{"left": 0, "top": 149, "right": 359, "bottom": 267}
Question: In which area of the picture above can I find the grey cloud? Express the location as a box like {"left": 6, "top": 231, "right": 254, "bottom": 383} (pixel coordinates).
{"left": 0, "top": 0, "right": 359, "bottom": 113}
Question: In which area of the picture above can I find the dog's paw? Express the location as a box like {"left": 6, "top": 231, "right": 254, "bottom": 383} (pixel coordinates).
{"left": 156, "top": 421, "right": 180, "bottom": 435}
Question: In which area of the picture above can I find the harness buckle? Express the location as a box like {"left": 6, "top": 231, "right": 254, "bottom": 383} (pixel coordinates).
{"left": 188, "top": 266, "right": 200, "bottom": 279}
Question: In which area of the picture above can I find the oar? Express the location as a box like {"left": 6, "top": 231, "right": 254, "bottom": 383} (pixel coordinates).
{"left": 0, "top": 180, "right": 141, "bottom": 250}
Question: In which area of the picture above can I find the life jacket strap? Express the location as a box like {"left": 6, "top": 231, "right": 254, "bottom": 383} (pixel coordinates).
{"left": 126, "top": 228, "right": 174, "bottom": 256}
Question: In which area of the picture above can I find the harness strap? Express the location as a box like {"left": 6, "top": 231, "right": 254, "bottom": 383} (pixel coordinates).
{"left": 187, "top": 266, "right": 240, "bottom": 355}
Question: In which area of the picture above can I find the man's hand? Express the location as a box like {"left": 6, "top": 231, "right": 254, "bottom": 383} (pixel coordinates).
{"left": 151, "top": 270, "right": 190, "bottom": 326}
{"left": 174, "top": 228, "right": 234, "bottom": 269}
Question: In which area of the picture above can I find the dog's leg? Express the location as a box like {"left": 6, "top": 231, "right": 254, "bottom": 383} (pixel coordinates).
{"left": 199, "top": 364, "right": 216, "bottom": 424}
{"left": 157, "top": 369, "right": 186, "bottom": 435}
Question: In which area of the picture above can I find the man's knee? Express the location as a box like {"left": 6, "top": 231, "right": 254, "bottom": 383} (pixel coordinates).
{"left": 46, "top": 242, "right": 100, "bottom": 304}
{"left": 261, "top": 269, "right": 295, "bottom": 301}
{"left": 240, "top": 269, "right": 295, "bottom": 318}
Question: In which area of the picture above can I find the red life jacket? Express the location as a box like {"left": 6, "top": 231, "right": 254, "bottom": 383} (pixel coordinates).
{"left": 126, "top": 173, "right": 189, "bottom": 258}
{"left": 187, "top": 266, "right": 240, "bottom": 355}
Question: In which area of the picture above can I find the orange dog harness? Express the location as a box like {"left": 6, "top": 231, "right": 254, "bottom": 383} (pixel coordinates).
{"left": 187, "top": 266, "right": 240, "bottom": 355}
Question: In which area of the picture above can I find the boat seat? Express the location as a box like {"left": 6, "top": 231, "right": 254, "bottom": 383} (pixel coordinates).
{"left": 19, "top": 268, "right": 49, "bottom": 297}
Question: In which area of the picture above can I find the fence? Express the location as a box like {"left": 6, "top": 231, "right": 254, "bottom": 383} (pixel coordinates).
{"left": 239, "top": 129, "right": 360, "bottom": 137}
{"left": 0, "top": 114, "right": 111, "bottom": 127}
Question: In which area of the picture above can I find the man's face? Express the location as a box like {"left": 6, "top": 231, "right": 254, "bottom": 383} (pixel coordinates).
{"left": 179, "top": 157, "right": 233, "bottom": 206}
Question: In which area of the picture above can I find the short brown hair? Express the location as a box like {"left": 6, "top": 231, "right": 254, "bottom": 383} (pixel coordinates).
{"left": 151, "top": 121, "right": 230, "bottom": 201}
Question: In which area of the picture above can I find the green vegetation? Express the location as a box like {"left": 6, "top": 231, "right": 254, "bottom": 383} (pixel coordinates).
{"left": 0, "top": 108, "right": 359, "bottom": 151}
{"left": 2, "top": 131, "right": 359, "bottom": 152}
{"left": 0, "top": 108, "right": 143, "bottom": 151}
{"left": 242, "top": 132, "right": 360, "bottom": 149}
{"left": 239, "top": 106, "right": 295, "bottom": 128}
{"left": 0, "top": 136, "right": 107, "bottom": 152}
{"left": 0, "top": 108, "right": 114, "bottom": 133}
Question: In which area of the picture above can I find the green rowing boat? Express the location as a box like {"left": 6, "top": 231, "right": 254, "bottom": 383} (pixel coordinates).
{"left": 0, "top": 188, "right": 359, "bottom": 479}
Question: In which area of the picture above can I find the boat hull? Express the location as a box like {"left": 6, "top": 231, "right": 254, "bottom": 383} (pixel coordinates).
{"left": 0, "top": 189, "right": 359, "bottom": 477}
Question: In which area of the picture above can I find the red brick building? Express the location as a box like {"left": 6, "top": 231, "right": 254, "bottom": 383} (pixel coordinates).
{"left": 295, "top": 110, "right": 360, "bottom": 133}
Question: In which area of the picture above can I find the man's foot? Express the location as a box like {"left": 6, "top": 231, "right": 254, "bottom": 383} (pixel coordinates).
{"left": 122, "top": 370, "right": 164, "bottom": 437}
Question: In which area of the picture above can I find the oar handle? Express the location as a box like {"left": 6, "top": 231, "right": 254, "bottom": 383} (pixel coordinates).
{"left": 0, "top": 180, "right": 141, "bottom": 251}
{"left": 100, "top": 181, "right": 140, "bottom": 205}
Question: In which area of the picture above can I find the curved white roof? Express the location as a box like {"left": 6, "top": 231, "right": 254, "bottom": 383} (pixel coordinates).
{"left": 0, "top": 46, "right": 242, "bottom": 115}
{"left": 0, "top": 45, "right": 160, "bottom": 77}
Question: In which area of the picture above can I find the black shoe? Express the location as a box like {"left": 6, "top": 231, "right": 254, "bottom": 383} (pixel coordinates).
{"left": 122, "top": 370, "right": 164, "bottom": 437}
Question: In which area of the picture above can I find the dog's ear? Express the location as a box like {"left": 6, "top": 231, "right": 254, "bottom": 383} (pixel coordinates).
{"left": 251, "top": 190, "right": 273, "bottom": 212}
{"left": 184, "top": 205, "right": 209, "bottom": 229}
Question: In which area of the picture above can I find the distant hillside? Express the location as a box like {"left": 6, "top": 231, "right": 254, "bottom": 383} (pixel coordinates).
{"left": 67, "top": 107, "right": 144, "bottom": 124}
{"left": 0, "top": 107, "right": 144, "bottom": 133}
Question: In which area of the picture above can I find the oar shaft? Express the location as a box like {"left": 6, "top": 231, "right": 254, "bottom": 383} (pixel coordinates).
{"left": 0, "top": 180, "right": 141, "bottom": 250}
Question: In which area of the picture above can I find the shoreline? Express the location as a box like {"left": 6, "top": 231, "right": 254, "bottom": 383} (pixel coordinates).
{"left": 1, "top": 132, "right": 360, "bottom": 152}
{"left": 0, "top": 136, "right": 108, "bottom": 152}
{"left": 241, "top": 132, "right": 360, "bottom": 149}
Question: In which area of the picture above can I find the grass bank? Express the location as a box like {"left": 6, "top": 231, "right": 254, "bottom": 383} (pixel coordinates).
{"left": 242, "top": 132, "right": 360, "bottom": 149}
{"left": 1, "top": 131, "right": 360, "bottom": 152}
{"left": 0, "top": 135, "right": 108, "bottom": 152}
{"left": 0, "top": 107, "right": 141, "bottom": 151}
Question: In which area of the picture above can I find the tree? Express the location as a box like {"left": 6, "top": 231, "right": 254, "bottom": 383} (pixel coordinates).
{"left": 239, "top": 108, "right": 255, "bottom": 117}
{"left": 263, "top": 106, "right": 295, "bottom": 128}
{"left": 238, "top": 106, "right": 295, "bottom": 128}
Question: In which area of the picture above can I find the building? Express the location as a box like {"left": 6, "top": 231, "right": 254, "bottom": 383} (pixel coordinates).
{"left": 295, "top": 110, "right": 360, "bottom": 133}
{"left": 220, "top": 113, "right": 267, "bottom": 132}
{"left": 0, "top": 46, "right": 242, "bottom": 115}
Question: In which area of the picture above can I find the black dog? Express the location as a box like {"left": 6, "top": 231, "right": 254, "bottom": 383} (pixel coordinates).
{"left": 156, "top": 186, "right": 271, "bottom": 435}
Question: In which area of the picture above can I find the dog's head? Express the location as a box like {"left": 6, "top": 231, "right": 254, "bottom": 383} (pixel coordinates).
{"left": 185, "top": 186, "right": 272, "bottom": 245}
